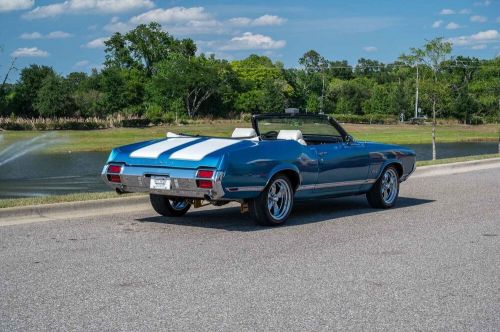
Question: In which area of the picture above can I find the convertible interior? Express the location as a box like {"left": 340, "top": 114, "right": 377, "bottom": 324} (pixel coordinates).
{"left": 230, "top": 128, "right": 344, "bottom": 146}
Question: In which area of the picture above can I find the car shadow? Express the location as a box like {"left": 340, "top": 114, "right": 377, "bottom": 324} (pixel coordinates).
{"left": 136, "top": 196, "right": 434, "bottom": 232}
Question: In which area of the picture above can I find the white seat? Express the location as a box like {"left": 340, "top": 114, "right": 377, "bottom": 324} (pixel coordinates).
{"left": 231, "top": 128, "right": 257, "bottom": 139}
{"left": 166, "top": 132, "right": 186, "bottom": 138}
{"left": 277, "top": 130, "right": 307, "bottom": 146}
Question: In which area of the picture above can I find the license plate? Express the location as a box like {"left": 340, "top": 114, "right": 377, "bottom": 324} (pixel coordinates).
{"left": 150, "top": 176, "right": 171, "bottom": 190}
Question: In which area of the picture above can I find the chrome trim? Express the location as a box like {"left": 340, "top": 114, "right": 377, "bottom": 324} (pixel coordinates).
{"left": 102, "top": 165, "right": 225, "bottom": 200}
{"left": 226, "top": 186, "right": 265, "bottom": 192}
{"left": 297, "top": 179, "right": 376, "bottom": 191}
{"left": 296, "top": 184, "right": 315, "bottom": 191}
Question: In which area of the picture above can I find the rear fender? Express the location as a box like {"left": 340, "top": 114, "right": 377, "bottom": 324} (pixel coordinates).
{"left": 265, "top": 163, "right": 302, "bottom": 189}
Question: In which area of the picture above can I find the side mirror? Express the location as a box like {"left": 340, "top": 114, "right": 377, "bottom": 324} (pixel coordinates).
{"left": 345, "top": 135, "right": 354, "bottom": 144}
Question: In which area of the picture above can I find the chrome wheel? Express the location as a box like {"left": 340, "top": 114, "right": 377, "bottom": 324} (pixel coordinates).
{"left": 267, "top": 178, "right": 292, "bottom": 221}
{"left": 170, "top": 199, "right": 189, "bottom": 211}
{"left": 381, "top": 168, "right": 398, "bottom": 205}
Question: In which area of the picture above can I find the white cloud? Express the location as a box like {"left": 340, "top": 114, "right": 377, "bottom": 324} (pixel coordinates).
{"left": 363, "top": 46, "right": 377, "bottom": 52}
{"left": 474, "top": 0, "right": 491, "bottom": 6}
{"left": 229, "top": 14, "right": 286, "bottom": 26}
{"left": 471, "top": 44, "right": 487, "bottom": 49}
{"left": 74, "top": 60, "right": 90, "bottom": 67}
{"left": 11, "top": 47, "right": 49, "bottom": 57}
{"left": 228, "top": 17, "right": 252, "bottom": 26}
{"left": 83, "top": 37, "right": 108, "bottom": 49}
{"left": 20, "top": 32, "right": 43, "bottom": 39}
{"left": 448, "top": 29, "right": 500, "bottom": 46}
{"left": 47, "top": 31, "right": 72, "bottom": 39}
{"left": 0, "top": 0, "right": 33, "bottom": 12}
{"left": 470, "top": 15, "right": 487, "bottom": 23}
{"left": 106, "top": 7, "right": 228, "bottom": 35}
{"left": 220, "top": 32, "right": 286, "bottom": 51}
{"left": 20, "top": 31, "right": 72, "bottom": 39}
{"left": 432, "top": 20, "right": 443, "bottom": 28}
{"left": 446, "top": 22, "right": 461, "bottom": 30}
{"left": 130, "top": 6, "right": 210, "bottom": 25}
{"left": 23, "top": 0, "right": 154, "bottom": 19}
{"left": 459, "top": 9, "right": 471, "bottom": 14}
{"left": 440, "top": 9, "right": 455, "bottom": 15}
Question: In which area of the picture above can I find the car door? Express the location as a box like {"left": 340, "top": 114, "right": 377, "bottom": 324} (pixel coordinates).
{"left": 314, "top": 139, "right": 370, "bottom": 195}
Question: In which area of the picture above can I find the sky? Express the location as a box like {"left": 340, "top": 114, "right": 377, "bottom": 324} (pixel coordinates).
{"left": 1, "top": 0, "right": 500, "bottom": 81}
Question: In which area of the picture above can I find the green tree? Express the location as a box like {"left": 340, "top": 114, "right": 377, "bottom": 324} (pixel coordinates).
{"left": 11, "top": 65, "right": 55, "bottom": 117}
{"left": 150, "top": 54, "right": 231, "bottom": 118}
{"left": 400, "top": 37, "right": 453, "bottom": 160}
{"left": 104, "top": 22, "right": 196, "bottom": 77}
{"left": 231, "top": 55, "right": 289, "bottom": 113}
{"left": 34, "top": 75, "right": 76, "bottom": 117}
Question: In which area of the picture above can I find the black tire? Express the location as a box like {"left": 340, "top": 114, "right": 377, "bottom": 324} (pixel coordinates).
{"left": 249, "top": 174, "right": 294, "bottom": 226}
{"left": 149, "top": 194, "right": 191, "bottom": 217}
{"left": 366, "top": 166, "right": 400, "bottom": 209}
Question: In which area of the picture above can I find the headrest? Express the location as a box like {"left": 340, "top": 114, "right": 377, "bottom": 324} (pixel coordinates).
{"left": 277, "top": 130, "right": 303, "bottom": 141}
{"left": 166, "top": 132, "right": 186, "bottom": 138}
{"left": 277, "top": 130, "right": 306, "bottom": 145}
{"left": 231, "top": 128, "right": 257, "bottom": 138}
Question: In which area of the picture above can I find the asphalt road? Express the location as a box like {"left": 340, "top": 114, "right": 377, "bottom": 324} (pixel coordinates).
{"left": 1, "top": 167, "right": 499, "bottom": 331}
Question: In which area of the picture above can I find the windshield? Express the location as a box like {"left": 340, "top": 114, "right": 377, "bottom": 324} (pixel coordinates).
{"left": 254, "top": 115, "right": 344, "bottom": 139}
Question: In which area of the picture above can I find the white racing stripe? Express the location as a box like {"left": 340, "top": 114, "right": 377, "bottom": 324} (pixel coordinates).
{"left": 170, "top": 138, "right": 241, "bottom": 161}
{"left": 130, "top": 138, "right": 199, "bottom": 159}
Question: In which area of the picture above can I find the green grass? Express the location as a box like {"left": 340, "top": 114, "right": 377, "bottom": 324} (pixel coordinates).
{"left": 0, "top": 192, "right": 144, "bottom": 209}
{"left": 1, "top": 122, "right": 499, "bottom": 153}
{"left": 345, "top": 123, "right": 500, "bottom": 145}
{"left": 416, "top": 153, "right": 500, "bottom": 167}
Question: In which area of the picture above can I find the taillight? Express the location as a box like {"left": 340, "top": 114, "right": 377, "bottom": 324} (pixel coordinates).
{"left": 197, "top": 170, "right": 214, "bottom": 178}
{"left": 107, "top": 164, "right": 122, "bottom": 183}
{"left": 196, "top": 180, "right": 213, "bottom": 189}
{"left": 107, "top": 165, "right": 122, "bottom": 173}
{"left": 196, "top": 169, "right": 214, "bottom": 189}
{"left": 107, "top": 174, "right": 121, "bottom": 183}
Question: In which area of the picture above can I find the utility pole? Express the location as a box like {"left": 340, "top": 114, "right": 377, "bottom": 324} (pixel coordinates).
{"left": 320, "top": 59, "right": 325, "bottom": 115}
{"left": 414, "top": 64, "right": 419, "bottom": 119}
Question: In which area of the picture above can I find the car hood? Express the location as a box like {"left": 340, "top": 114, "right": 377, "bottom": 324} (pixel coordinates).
{"left": 107, "top": 137, "right": 258, "bottom": 169}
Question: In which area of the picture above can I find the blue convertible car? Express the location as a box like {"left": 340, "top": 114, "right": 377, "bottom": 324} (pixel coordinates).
{"left": 102, "top": 114, "right": 416, "bottom": 226}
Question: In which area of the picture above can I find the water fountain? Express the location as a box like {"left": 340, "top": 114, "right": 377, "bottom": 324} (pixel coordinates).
{"left": 0, "top": 133, "right": 58, "bottom": 167}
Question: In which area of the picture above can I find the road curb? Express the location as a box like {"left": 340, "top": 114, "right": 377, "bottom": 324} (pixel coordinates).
{"left": 0, "top": 195, "right": 149, "bottom": 220}
{"left": 415, "top": 157, "right": 500, "bottom": 176}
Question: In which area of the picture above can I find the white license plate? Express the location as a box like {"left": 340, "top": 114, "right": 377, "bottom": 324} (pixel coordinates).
{"left": 150, "top": 176, "right": 171, "bottom": 190}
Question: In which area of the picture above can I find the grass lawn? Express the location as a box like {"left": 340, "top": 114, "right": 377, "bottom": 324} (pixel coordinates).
{"left": 0, "top": 192, "right": 144, "bottom": 209}
{"left": 0, "top": 121, "right": 499, "bottom": 153}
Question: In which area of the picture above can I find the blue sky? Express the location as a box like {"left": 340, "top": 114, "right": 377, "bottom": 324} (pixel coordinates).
{"left": 1, "top": 0, "right": 500, "bottom": 81}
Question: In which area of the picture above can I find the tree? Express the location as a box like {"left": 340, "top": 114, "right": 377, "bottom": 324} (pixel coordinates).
{"left": 34, "top": 75, "right": 76, "bottom": 117}
{"left": 400, "top": 38, "right": 452, "bottom": 160}
{"left": 150, "top": 54, "right": 231, "bottom": 118}
{"left": 104, "top": 22, "right": 197, "bottom": 77}
{"left": 231, "top": 55, "right": 289, "bottom": 113}
{"left": 299, "top": 50, "right": 327, "bottom": 113}
{"left": 11, "top": 65, "right": 55, "bottom": 117}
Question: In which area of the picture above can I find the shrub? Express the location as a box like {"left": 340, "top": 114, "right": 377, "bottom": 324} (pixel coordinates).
{"left": 330, "top": 113, "right": 398, "bottom": 124}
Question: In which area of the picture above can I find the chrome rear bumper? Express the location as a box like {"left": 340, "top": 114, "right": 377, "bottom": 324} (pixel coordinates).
{"left": 101, "top": 165, "right": 225, "bottom": 200}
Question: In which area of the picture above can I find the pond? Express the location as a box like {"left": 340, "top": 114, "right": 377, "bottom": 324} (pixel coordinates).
{"left": 0, "top": 141, "right": 498, "bottom": 199}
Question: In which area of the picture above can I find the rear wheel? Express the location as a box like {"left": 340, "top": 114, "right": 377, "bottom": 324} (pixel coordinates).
{"left": 150, "top": 194, "right": 191, "bottom": 217}
{"left": 366, "top": 166, "right": 400, "bottom": 208}
{"left": 249, "top": 174, "right": 294, "bottom": 226}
